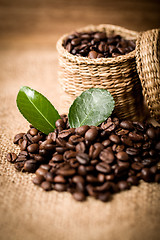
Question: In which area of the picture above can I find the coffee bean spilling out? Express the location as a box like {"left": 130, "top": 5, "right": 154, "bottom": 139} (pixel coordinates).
{"left": 63, "top": 31, "right": 136, "bottom": 58}
{"left": 7, "top": 115, "right": 160, "bottom": 202}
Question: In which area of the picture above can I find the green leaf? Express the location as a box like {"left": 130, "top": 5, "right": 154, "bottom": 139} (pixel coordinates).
{"left": 68, "top": 88, "right": 115, "bottom": 128}
{"left": 16, "top": 86, "right": 60, "bottom": 135}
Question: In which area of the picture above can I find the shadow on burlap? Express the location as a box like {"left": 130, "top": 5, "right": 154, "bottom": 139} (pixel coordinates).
{"left": 0, "top": 49, "right": 160, "bottom": 240}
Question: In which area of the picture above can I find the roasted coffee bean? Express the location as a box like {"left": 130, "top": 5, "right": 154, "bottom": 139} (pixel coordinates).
{"left": 106, "top": 174, "right": 115, "bottom": 181}
{"left": 120, "top": 120, "right": 134, "bottom": 130}
{"left": 54, "top": 183, "right": 67, "bottom": 192}
{"left": 14, "top": 162, "right": 24, "bottom": 171}
{"left": 20, "top": 139, "right": 28, "bottom": 151}
{"left": 78, "top": 165, "right": 87, "bottom": 176}
{"left": 32, "top": 175, "right": 44, "bottom": 185}
{"left": 29, "top": 128, "right": 38, "bottom": 136}
{"left": 115, "top": 166, "right": 128, "bottom": 177}
{"left": 150, "top": 165, "right": 158, "bottom": 175}
{"left": 85, "top": 128, "right": 98, "bottom": 142}
{"left": 32, "top": 135, "right": 43, "bottom": 143}
{"left": 54, "top": 175, "right": 66, "bottom": 183}
{"left": 121, "top": 135, "right": 133, "bottom": 146}
{"left": 116, "top": 151, "right": 129, "bottom": 161}
{"left": 118, "top": 181, "right": 129, "bottom": 191}
{"left": 72, "top": 175, "right": 85, "bottom": 184}
{"left": 99, "top": 149, "right": 115, "bottom": 163}
{"left": 52, "top": 154, "right": 63, "bottom": 162}
{"left": 133, "top": 122, "right": 145, "bottom": 132}
{"left": 69, "top": 134, "right": 84, "bottom": 144}
{"left": 96, "top": 162, "right": 111, "bottom": 174}
{"left": 146, "top": 127, "right": 156, "bottom": 139}
{"left": 55, "top": 119, "right": 65, "bottom": 129}
{"left": 65, "top": 142, "right": 75, "bottom": 150}
{"left": 27, "top": 143, "right": 39, "bottom": 153}
{"left": 117, "top": 161, "right": 130, "bottom": 168}
{"left": 45, "top": 172, "right": 54, "bottom": 182}
{"left": 131, "top": 162, "right": 143, "bottom": 171}
{"left": 96, "top": 182, "right": 111, "bottom": 192}
{"left": 24, "top": 160, "right": 37, "bottom": 173}
{"left": 76, "top": 152, "right": 90, "bottom": 165}
{"left": 155, "top": 174, "right": 160, "bottom": 183}
{"left": 112, "top": 144, "right": 125, "bottom": 153}
{"left": 115, "top": 128, "right": 129, "bottom": 135}
{"left": 98, "top": 192, "right": 110, "bottom": 202}
{"left": 141, "top": 168, "right": 153, "bottom": 182}
{"left": 75, "top": 125, "right": 90, "bottom": 136}
{"left": 39, "top": 149, "right": 49, "bottom": 157}
{"left": 41, "top": 181, "right": 52, "bottom": 191}
{"left": 126, "top": 148, "right": 140, "bottom": 156}
{"left": 13, "top": 133, "right": 25, "bottom": 144}
{"left": 40, "top": 164, "right": 51, "bottom": 171}
{"left": 88, "top": 50, "right": 98, "bottom": 59}
{"left": 63, "top": 150, "right": 77, "bottom": 160}
{"left": 97, "top": 173, "right": 105, "bottom": 182}
{"left": 86, "top": 175, "right": 98, "bottom": 183}
{"left": 76, "top": 142, "right": 86, "bottom": 153}
{"left": 129, "top": 132, "right": 143, "bottom": 142}
{"left": 102, "top": 139, "right": 111, "bottom": 147}
{"left": 57, "top": 166, "right": 76, "bottom": 177}
{"left": 155, "top": 141, "right": 160, "bottom": 151}
{"left": 109, "top": 134, "right": 120, "bottom": 144}
{"left": 58, "top": 129, "right": 74, "bottom": 139}
{"left": 141, "top": 157, "right": 157, "bottom": 167}
{"left": 72, "top": 192, "right": 86, "bottom": 201}
{"left": 7, "top": 153, "right": 17, "bottom": 163}
{"left": 127, "top": 176, "right": 139, "bottom": 185}
{"left": 36, "top": 167, "right": 48, "bottom": 177}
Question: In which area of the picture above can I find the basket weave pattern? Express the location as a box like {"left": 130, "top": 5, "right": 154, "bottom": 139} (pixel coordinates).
{"left": 57, "top": 24, "right": 145, "bottom": 120}
{"left": 136, "top": 29, "right": 160, "bottom": 122}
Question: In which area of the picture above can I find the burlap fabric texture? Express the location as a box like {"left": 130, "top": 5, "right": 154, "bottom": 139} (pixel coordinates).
{"left": 56, "top": 24, "right": 145, "bottom": 121}
{"left": 0, "top": 49, "right": 160, "bottom": 240}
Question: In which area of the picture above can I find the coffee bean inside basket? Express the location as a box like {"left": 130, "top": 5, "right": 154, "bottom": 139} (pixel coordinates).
{"left": 63, "top": 31, "right": 136, "bottom": 58}
{"left": 7, "top": 116, "right": 160, "bottom": 202}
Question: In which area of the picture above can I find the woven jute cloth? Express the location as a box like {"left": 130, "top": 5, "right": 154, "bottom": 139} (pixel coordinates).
{"left": 0, "top": 49, "right": 160, "bottom": 240}
{"left": 57, "top": 24, "right": 145, "bottom": 121}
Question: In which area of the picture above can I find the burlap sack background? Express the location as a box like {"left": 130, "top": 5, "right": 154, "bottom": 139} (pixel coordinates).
{"left": 0, "top": 48, "right": 160, "bottom": 240}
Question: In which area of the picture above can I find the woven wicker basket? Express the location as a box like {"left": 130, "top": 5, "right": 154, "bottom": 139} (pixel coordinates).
{"left": 136, "top": 29, "right": 160, "bottom": 123}
{"left": 56, "top": 24, "right": 145, "bottom": 120}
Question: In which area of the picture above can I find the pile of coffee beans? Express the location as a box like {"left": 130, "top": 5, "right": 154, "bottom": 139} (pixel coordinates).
{"left": 63, "top": 31, "right": 136, "bottom": 58}
{"left": 7, "top": 116, "right": 160, "bottom": 202}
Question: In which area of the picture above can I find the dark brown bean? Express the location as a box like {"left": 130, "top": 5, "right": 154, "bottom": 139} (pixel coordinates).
{"left": 99, "top": 149, "right": 115, "bottom": 163}
{"left": 116, "top": 151, "right": 129, "bottom": 161}
{"left": 13, "top": 133, "right": 25, "bottom": 144}
{"left": 120, "top": 120, "right": 134, "bottom": 130}
{"left": 24, "top": 160, "right": 37, "bottom": 173}
{"left": 85, "top": 128, "right": 98, "bottom": 142}
{"left": 20, "top": 139, "right": 28, "bottom": 151}
{"left": 96, "top": 162, "right": 111, "bottom": 174}
{"left": 118, "top": 181, "right": 129, "bottom": 190}
{"left": 32, "top": 175, "right": 44, "bottom": 185}
{"left": 98, "top": 192, "right": 110, "bottom": 202}
{"left": 141, "top": 168, "right": 153, "bottom": 182}
{"left": 27, "top": 143, "right": 39, "bottom": 153}
{"left": 72, "top": 192, "right": 86, "bottom": 201}
{"left": 109, "top": 134, "right": 120, "bottom": 144}
{"left": 76, "top": 152, "right": 90, "bottom": 165}
{"left": 41, "top": 181, "right": 52, "bottom": 191}
{"left": 7, "top": 153, "right": 17, "bottom": 163}
{"left": 54, "top": 183, "right": 67, "bottom": 192}
{"left": 75, "top": 125, "right": 90, "bottom": 136}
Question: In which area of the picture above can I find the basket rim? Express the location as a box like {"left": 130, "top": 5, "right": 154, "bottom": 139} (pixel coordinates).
{"left": 56, "top": 24, "right": 138, "bottom": 65}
